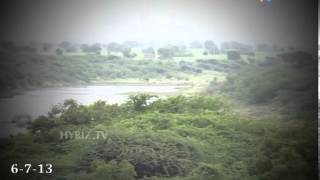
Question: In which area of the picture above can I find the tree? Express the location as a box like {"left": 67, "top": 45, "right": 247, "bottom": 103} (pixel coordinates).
{"left": 59, "top": 41, "right": 77, "bottom": 52}
{"left": 256, "top": 43, "right": 272, "bottom": 52}
{"left": 227, "top": 50, "right": 241, "bottom": 60}
{"left": 121, "top": 47, "right": 132, "bottom": 57}
{"left": 142, "top": 47, "right": 155, "bottom": 54}
{"left": 42, "top": 43, "right": 53, "bottom": 52}
{"left": 204, "top": 40, "right": 218, "bottom": 54}
{"left": 107, "top": 42, "right": 122, "bottom": 52}
{"left": 21, "top": 46, "right": 37, "bottom": 53}
{"left": 28, "top": 115, "right": 55, "bottom": 134}
{"left": 56, "top": 48, "right": 63, "bottom": 55}
{"left": 90, "top": 43, "right": 101, "bottom": 54}
{"left": 128, "top": 94, "right": 156, "bottom": 111}
{"left": 59, "top": 41, "right": 71, "bottom": 49}
{"left": 158, "top": 47, "right": 174, "bottom": 59}
{"left": 177, "top": 43, "right": 187, "bottom": 52}
{"left": 80, "top": 44, "right": 89, "bottom": 53}
{"left": 80, "top": 43, "right": 101, "bottom": 54}
{"left": 221, "top": 41, "right": 253, "bottom": 52}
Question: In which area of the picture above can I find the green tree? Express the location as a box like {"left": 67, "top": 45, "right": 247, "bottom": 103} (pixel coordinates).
{"left": 42, "top": 42, "right": 53, "bottom": 52}
{"left": 158, "top": 47, "right": 174, "bottom": 59}
{"left": 128, "top": 94, "right": 156, "bottom": 111}
{"left": 56, "top": 48, "right": 63, "bottom": 55}
{"left": 227, "top": 50, "right": 241, "bottom": 60}
{"left": 204, "top": 40, "right": 218, "bottom": 54}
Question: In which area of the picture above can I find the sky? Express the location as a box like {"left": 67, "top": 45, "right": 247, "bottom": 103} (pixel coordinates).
{"left": 0, "top": 0, "right": 317, "bottom": 50}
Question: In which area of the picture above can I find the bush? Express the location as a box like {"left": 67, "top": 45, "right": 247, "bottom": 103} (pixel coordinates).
{"left": 150, "top": 95, "right": 228, "bottom": 113}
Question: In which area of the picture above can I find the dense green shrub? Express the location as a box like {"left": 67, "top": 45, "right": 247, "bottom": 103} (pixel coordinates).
{"left": 150, "top": 95, "right": 228, "bottom": 113}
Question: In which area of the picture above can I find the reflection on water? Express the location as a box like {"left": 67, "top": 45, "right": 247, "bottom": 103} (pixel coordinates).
{"left": 0, "top": 85, "right": 182, "bottom": 137}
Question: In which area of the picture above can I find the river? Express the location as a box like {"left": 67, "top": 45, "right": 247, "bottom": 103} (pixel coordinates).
{"left": 0, "top": 85, "right": 184, "bottom": 137}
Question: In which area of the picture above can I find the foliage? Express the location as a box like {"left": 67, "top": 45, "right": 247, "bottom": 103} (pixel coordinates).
{"left": 0, "top": 95, "right": 316, "bottom": 179}
{"left": 221, "top": 41, "right": 253, "bottom": 53}
{"left": 0, "top": 53, "right": 218, "bottom": 94}
{"left": 150, "top": 95, "right": 228, "bottom": 113}
{"left": 158, "top": 47, "right": 175, "bottom": 59}
{"left": 204, "top": 40, "right": 218, "bottom": 54}
{"left": 0, "top": 46, "right": 316, "bottom": 179}
{"left": 56, "top": 48, "right": 63, "bottom": 55}
{"left": 91, "top": 160, "right": 136, "bottom": 180}
{"left": 226, "top": 51, "right": 241, "bottom": 60}
{"left": 80, "top": 43, "right": 101, "bottom": 54}
{"left": 128, "top": 94, "right": 157, "bottom": 112}
{"left": 221, "top": 51, "right": 317, "bottom": 118}
{"left": 59, "top": 41, "right": 78, "bottom": 53}
{"left": 142, "top": 47, "right": 155, "bottom": 54}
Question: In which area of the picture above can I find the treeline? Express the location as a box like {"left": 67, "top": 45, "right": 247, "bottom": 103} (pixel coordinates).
{"left": 0, "top": 44, "right": 280, "bottom": 96}
{"left": 0, "top": 53, "right": 208, "bottom": 95}
{"left": 0, "top": 40, "right": 287, "bottom": 57}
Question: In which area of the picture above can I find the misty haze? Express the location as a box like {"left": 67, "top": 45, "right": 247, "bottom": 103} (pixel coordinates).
{"left": 0, "top": 0, "right": 317, "bottom": 179}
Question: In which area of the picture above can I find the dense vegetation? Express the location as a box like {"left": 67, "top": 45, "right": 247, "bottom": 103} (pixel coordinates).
{"left": 0, "top": 53, "right": 202, "bottom": 95}
{"left": 0, "top": 95, "right": 317, "bottom": 179}
{"left": 0, "top": 40, "right": 281, "bottom": 95}
{"left": 207, "top": 51, "right": 317, "bottom": 119}
{"left": 0, "top": 46, "right": 260, "bottom": 97}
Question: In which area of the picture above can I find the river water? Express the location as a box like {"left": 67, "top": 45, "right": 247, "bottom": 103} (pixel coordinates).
{"left": 0, "top": 85, "right": 183, "bottom": 137}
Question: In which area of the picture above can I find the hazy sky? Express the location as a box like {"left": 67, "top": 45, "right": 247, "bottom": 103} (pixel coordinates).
{"left": 0, "top": 0, "right": 317, "bottom": 49}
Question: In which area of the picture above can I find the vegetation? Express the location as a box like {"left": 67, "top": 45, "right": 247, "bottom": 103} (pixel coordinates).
{"left": 0, "top": 40, "right": 316, "bottom": 180}
{"left": 0, "top": 50, "right": 229, "bottom": 96}
{"left": 204, "top": 40, "right": 218, "bottom": 54}
{"left": 217, "top": 51, "right": 317, "bottom": 119}
{"left": 1, "top": 40, "right": 268, "bottom": 97}
{"left": 0, "top": 95, "right": 316, "bottom": 179}
{"left": 226, "top": 51, "right": 241, "bottom": 60}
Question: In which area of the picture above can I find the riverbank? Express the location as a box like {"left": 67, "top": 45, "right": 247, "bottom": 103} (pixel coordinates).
{"left": 0, "top": 84, "right": 189, "bottom": 135}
